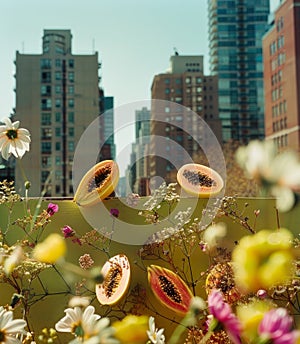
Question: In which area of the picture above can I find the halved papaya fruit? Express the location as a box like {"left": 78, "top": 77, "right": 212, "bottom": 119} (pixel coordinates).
{"left": 74, "top": 160, "right": 119, "bottom": 207}
{"left": 96, "top": 254, "right": 130, "bottom": 305}
{"left": 148, "top": 265, "right": 193, "bottom": 315}
{"left": 177, "top": 163, "right": 224, "bottom": 198}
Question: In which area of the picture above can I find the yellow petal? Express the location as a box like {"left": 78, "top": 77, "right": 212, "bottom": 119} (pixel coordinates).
{"left": 33, "top": 234, "right": 66, "bottom": 264}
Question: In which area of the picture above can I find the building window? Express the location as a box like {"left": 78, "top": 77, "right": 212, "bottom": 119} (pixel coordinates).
{"left": 41, "top": 72, "right": 51, "bottom": 83}
{"left": 41, "top": 171, "right": 49, "bottom": 183}
{"left": 55, "top": 99, "right": 61, "bottom": 108}
{"left": 41, "top": 99, "right": 52, "bottom": 110}
{"left": 68, "top": 112, "right": 74, "bottom": 123}
{"left": 68, "top": 141, "right": 75, "bottom": 152}
{"left": 55, "top": 85, "right": 61, "bottom": 94}
{"left": 55, "top": 170, "right": 62, "bottom": 181}
{"left": 164, "top": 78, "right": 170, "bottom": 84}
{"left": 68, "top": 127, "right": 74, "bottom": 136}
{"left": 42, "top": 156, "right": 52, "bottom": 168}
{"left": 41, "top": 113, "right": 51, "bottom": 125}
{"left": 55, "top": 112, "right": 61, "bottom": 122}
{"left": 55, "top": 156, "right": 61, "bottom": 166}
{"left": 40, "top": 59, "right": 51, "bottom": 69}
{"left": 185, "top": 77, "right": 191, "bottom": 84}
{"left": 69, "top": 59, "right": 74, "bottom": 68}
{"left": 56, "top": 142, "right": 61, "bottom": 151}
{"left": 55, "top": 71, "right": 62, "bottom": 80}
{"left": 165, "top": 88, "right": 170, "bottom": 94}
{"left": 41, "top": 128, "right": 52, "bottom": 139}
{"left": 68, "top": 85, "right": 74, "bottom": 94}
{"left": 68, "top": 99, "right": 74, "bottom": 108}
{"left": 56, "top": 185, "right": 61, "bottom": 194}
{"left": 69, "top": 185, "right": 73, "bottom": 194}
{"left": 41, "top": 142, "right": 51, "bottom": 154}
{"left": 55, "top": 127, "right": 61, "bottom": 137}
{"left": 41, "top": 85, "right": 51, "bottom": 96}
{"left": 68, "top": 72, "right": 74, "bottom": 82}
{"left": 165, "top": 107, "right": 170, "bottom": 113}
{"left": 55, "top": 59, "right": 61, "bottom": 68}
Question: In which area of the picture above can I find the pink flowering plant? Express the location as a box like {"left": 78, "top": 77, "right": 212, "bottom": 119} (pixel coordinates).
{"left": 0, "top": 118, "right": 298, "bottom": 343}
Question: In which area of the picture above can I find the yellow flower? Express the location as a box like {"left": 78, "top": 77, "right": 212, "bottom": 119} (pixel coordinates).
{"left": 112, "top": 315, "right": 149, "bottom": 344}
{"left": 236, "top": 299, "right": 275, "bottom": 342}
{"left": 232, "top": 228, "right": 294, "bottom": 293}
{"left": 33, "top": 233, "right": 66, "bottom": 263}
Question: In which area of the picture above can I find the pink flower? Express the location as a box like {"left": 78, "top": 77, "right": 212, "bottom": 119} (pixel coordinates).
{"left": 259, "top": 308, "right": 300, "bottom": 344}
{"left": 208, "top": 289, "right": 241, "bottom": 344}
{"left": 47, "top": 203, "right": 59, "bottom": 216}
{"left": 62, "top": 225, "right": 75, "bottom": 238}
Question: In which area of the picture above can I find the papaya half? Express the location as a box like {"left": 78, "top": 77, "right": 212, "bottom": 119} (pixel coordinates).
{"left": 177, "top": 163, "right": 224, "bottom": 198}
{"left": 74, "top": 160, "right": 119, "bottom": 207}
{"left": 96, "top": 254, "right": 131, "bottom": 306}
{"left": 147, "top": 265, "right": 193, "bottom": 315}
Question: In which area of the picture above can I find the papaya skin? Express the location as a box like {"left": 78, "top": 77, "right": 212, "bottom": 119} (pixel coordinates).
{"left": 177, "top": 163, "right": 224, "bottom": 198}
{"left": 74, "top": 160, "right": 119, "bottom": 207}
{"left": 148, "top": 265, "right": 193, "bottom": 315}
{"left": 96, "top": 254, "right": 131, "bottom": 305}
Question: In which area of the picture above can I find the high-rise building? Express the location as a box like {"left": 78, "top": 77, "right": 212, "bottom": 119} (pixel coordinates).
{"left": 150, "top": 54, "right": 221, "bottom": 186}
{"left": 98, "top": 88, "right": 116, "bottom": 161}
{"left": 125, "top": 107, "right": 151, "bottom": 195}
{"left": 14, "top": 29, "right": 101, "bottom": 196}
{"left": 263, "top": 0, "right": 300, "bottom": 151}
{"left": 133, "top": 107, "right": 150, "bottom": 194}
{"left": 208, "top": 0, "right": 270, "bottom": 142}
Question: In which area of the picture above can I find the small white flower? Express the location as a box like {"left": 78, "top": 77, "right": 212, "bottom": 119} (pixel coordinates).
{"left": 236, "top": 140, "right": 300, "bottom": 212}
{"left": 147, "top": 316, "right": 165, "bottom": 344}
{"left": 189, "top": 296, "right": 206, "bottom": 315}
{"left": 0, "top": 117, "right": 31, "bottom": 160}
{"left": 4, "top": 246, "right": 23, "bottom": 275}
{"left": 203, "top": 222, "right": 227, "bottom": 249}
{"left": 55, "top": 305, "right": 100, "bottom": 337}
{"left": 56, "top": 306, "right": 118, "bottom": 344}
{"left": 0, "top": 306, "right": 27, "bottom": 343}
{"left": 68, "top": 296, "right": 91, "bottom": 309}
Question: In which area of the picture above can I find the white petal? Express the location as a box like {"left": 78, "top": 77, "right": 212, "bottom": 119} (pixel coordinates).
{"left": 17, "top": 128, "right": 30, "bottom": 136}
{"left": 3, "top": 336, "right": 22, "bottom": 344}
{"left": 1, "top": 118, "right": 12, "bottom": 128}
{"left": 1, "top": 141, "right": 12, "bottom": 160}
{"left": 11, "top": 121, "right": 20, "bottom": 129}
{"left": 3, "top": 318, "right": 27, "bottom": 334}
{"left": 272, "top": 186, "right": 295, "bottom": 212}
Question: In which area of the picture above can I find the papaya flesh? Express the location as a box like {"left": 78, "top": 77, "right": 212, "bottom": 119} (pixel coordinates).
{"left": 147, "top": 265, "right": 193, "bottom": 315}
{"left": 177, "top": 163, "right": 224, "bottom": 198}
{"left": 96, "top": 254, "right": 131, "bottom": 305}
{"left": 74, "top": 160, "right": 119, "bottom": 207}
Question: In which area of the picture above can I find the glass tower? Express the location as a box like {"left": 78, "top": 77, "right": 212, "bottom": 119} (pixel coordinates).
{"left": 208, "top": 0, "right": 270, "bottom": 143}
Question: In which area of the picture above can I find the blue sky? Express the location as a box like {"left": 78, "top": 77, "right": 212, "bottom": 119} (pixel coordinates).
{"left": 0, "top": 0, "right": 280, "bottom": 174}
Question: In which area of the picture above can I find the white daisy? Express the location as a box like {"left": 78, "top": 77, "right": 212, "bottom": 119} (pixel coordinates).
{"left": 147, "top": 317, "right": 165, "bottom": 344}
{"left": 0, "top": 117, "right": 31, "bottom": 160}
{"left": 236, "top": 140, "right": 300, "bottom": 212}
{"left": 0, "top": 306, "right": 27, "bottom": 343}
{"left": 55, "top": 305, "right": 118, "bottom": 343}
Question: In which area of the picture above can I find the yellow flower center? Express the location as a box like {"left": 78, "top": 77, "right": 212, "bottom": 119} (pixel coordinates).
{"left": 6, "top": 129, "right": 18, "bottom": 140}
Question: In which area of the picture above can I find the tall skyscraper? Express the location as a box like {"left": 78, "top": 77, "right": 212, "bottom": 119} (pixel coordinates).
{"left": 150, "top": 55, "right": 221, "bottom": 186}
{"left": 263, "top": 0, "right": 300, "bottom": 151}
{"left": 98, "top": 88, "right": 116, "bottom": 161}
{"left": 208, "top": 0, "right": 270, "bottom": 142}
{"left": 14, "top": 29, "right": 101, "bottom": 196}
{"left": 125, "top": 107, "right": 151, "bottom": 195}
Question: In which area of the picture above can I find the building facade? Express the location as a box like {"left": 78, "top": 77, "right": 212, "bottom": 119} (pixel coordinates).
{"left": 263, "top": 0, "right": 300, "bottom": 151}
{"left": 98, "top": 88, "right": 116, "bottom": 161}
{"left": 150, "top": 55, "right": 221, "bottom": 186}
{"left": 14, "top": 29, "right": 101, "bottom": 196}
{"left": 208, "top": 0, "right": 270, "bottom": 142}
